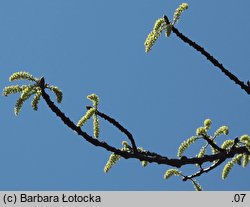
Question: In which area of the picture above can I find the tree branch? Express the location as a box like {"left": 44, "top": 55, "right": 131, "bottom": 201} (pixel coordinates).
{"left": 38, "top": 77, "right": 249, "bottom": 174}
{"left": 183, "top": 138, "right": 248, "bottom": 180}
{"left": 163, "top": 15, "right": 250, "bottom": 95}
{"left": 202, "top": 134, "right": 225, "bottom": 153}
{"left": 183, "top": 158, "right": 226, "bottom": 181}
{"left": 86, "top": 105, "right": 138, "bottom": 154}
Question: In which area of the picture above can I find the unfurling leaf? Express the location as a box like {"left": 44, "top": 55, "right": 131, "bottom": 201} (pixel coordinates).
{"left": 165, "top": 24, "right": 173, "bottom": 37}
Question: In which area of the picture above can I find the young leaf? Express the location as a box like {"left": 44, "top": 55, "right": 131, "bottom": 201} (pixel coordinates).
{"left": 165, "top": 24, "right": 173, "bottom": 37}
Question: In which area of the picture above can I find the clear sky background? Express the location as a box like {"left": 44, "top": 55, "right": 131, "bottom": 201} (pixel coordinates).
{"left": 0, "top": 0, "right": 250, "bottom": 190}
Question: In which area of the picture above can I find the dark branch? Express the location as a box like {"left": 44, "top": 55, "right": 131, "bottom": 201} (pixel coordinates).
{"left": 202, "top": 134, "right": 225, "bottom": 153}
{"left": 183, "top": 157, "right": 226, "bottom": 181}
{"left": 38, "top": 78, "right": 249, "bottom": 177}
{"left": 183, "top": 142, "right": 250, "bottom": 180}
{"left": 163, "top": 15, "right": 250, "bottom": 95}
{"left": 86, "top": 106, "right": 138, "bottom": 154}
{"left": 231, "top": 137, "right": 240, "bottom": 149}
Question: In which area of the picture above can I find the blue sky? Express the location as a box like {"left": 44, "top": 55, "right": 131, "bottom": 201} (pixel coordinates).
{"left": 0, "top": 0, "right": 249, "bottom": 190}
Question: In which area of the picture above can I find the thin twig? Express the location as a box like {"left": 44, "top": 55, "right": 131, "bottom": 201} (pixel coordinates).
{"left": 183, "top": 138, "right": 250, "bottom": 180}
{"left": 86, "top": 106, "right": 138, "bottom": 154}
{"left": 202, "top": 134, "right": 225, "bottom": 153}
{"left": 183, "top": 157, "right": 226, "bottom": 181}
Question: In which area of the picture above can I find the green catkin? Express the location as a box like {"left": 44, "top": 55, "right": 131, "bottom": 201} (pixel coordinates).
{"left": 203, "top": 119, "right": 212, "bottom": 130}
{"left": 31, "top": 89, "right": 42, "bottom": 111}
{"left": 9, "top": 71, "right": 37, "bottom": 82}
{"left": 87, "top": 94, "right": 100, "bottom": 138}
{"left": 104, "top": 153, "right": 121, "bottom": 173}
{"left": 242, "top": 154, "right": 250, "bottom": 168}
{"left": 192, "top": 180, "right": 202, "bottom": 191}
{"left": 4, "top": 71, "right": 63, "bottom": 115}
{"left": 77, "top": 108, "right": 96, "bottom": 127}
{"left": 173, "top": 3, "right": 189, "bottom": 24}
{"left": 196, "top": 127, "right": 207, "bottom": 136}
{"left": 221, "top": 140, "right": 234, "bottom": 150}
{"left": 144, "top": 18, "right": 166, "bottom": 53}
{"left": 93, "top": 114, "right": 100, "bottom": 138}
{"left": 48, "top": 86, "right": 63, "bottom": 103}
{"left": 87, "top": 94, "right": 99, "bottom": 109}
{"left": 214, "top": 126, "right": 229, "bottom": 137}
{"left": 222, "top": 154, "right": 243, "bottom": 179}
{"left": 164, "top": 169, "right": 181, "bottom": 179}
{"left": 14, "top": 88, "right": 37, "bottom": 116}
{"left": 2, "top": 85, "right": 26, "bottom": 96}
{"left": 240, "top": 135, "right": 250, "bottom": 144}
{"left": 177, "top": 136, "right": 198, "bottom": 157}
{"left": 197, "top": 147, "right": 206, "bottom": 158}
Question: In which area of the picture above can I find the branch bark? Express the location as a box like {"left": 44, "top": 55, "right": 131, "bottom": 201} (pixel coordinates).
{"left": 163, "top": 15, "right": 250, "bottom": 95}
{"left": 39, "top": 77, "right": 249, "bottom": 177}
